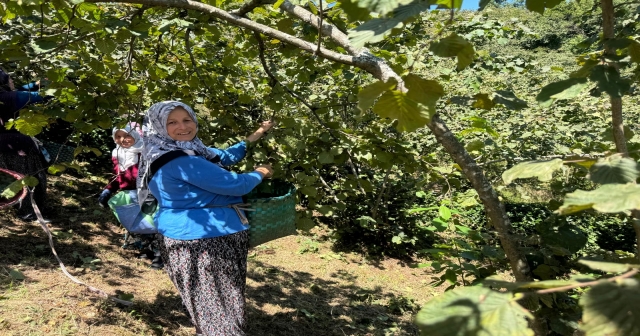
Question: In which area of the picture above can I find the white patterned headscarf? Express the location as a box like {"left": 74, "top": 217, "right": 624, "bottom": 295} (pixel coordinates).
{"left": 136, "top": 100, "right": 219, "bottom": 205}
{"left": 112, "top": 122, "right": 143, "bottom": 171}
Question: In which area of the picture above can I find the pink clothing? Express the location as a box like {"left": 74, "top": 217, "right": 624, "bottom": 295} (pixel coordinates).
{"left": 106, "top": 155, "right": 139, "bottom": 192}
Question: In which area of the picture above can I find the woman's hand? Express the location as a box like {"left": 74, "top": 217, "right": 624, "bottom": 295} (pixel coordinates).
{"left": 246, "top": 120, "right": 276, "bottom": 143}
{"left": 254, "top": 164, "right": 273, "bottom": 178}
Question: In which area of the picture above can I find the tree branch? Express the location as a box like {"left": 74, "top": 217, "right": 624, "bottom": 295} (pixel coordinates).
{"left": 535, "top": 269, "right": 639, "bottom": 295}
{"left": 315, "top": 0, "right": 323, "bottom": 56}
{"left": 279, "top": 0, "right": 358, "bottom": 55}
{"left": 87, "top": 0, "right": 356, "bottom": 66}
{"left": 230, "top": 0, "right": 275, "bottom": 16}
{"left": 185, "top": 27, "right": 211, "bottom": 92}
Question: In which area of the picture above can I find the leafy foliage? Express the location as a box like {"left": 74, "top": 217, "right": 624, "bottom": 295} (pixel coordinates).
{"left": 415, "top": 286, "right": 534, "bottom": 336}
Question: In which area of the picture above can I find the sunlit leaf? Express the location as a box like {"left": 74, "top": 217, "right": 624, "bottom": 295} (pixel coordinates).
{"left": 502, "top": 159, "right": 563, "bottom": 185}
{"left": 580, "top": 279, "right": 640, "bottom": 336}
{"left": 415, "top": 286, "right": 534, "bottom": 336}
{"left": 589, "top": 155, "right": 639, "bottom": 185}
{"left": 471, "top": 93, "right": 494, "bottom": 110}
{"left": 94, "top": 38, "right": 117, "bottom": 54}
{"left": 404, "top": 74, "right": 444, "bottom": 117}
{"left": 373, "top": 90, "right": 429, "bottom": 132}
{"left": 357, "top": 78, "right": 397, "bottom": 113}
{"left": 578, "top": 260, "right": 640, "bottom": 273}
{"left": 558, "top": 184, "right": 640, "bottom": 214}
{"left": 9, "top": 269, "right": 25, "bottom": 281}
{"left": 536, "top": 78, "right": 589, "bottom": 107}
{"left": 429, "top": 33, "right": 475, "bottom": 70}
{"left": 525, "top": 0, "right": 563, "bottom": 14}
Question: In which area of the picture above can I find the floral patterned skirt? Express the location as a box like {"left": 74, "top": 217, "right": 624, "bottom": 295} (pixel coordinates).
{"left": 160, "top": 231, "right": 249, "bottom": 336}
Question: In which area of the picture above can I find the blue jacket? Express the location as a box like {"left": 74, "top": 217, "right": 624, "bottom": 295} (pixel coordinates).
{"left": 148, "top": 141, "right": 263, "bottom": 240}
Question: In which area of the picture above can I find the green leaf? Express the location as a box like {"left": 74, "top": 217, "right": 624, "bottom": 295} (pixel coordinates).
{"left": 47, "top": 164, "right": 66, "bottom": 175}
{"left": 435, "top": 0, "right": 462, "bottom": 9}
{"left": 578, "top": 260, "right": 640, "bottom": 273}
{"left": 357, "top": 78, "right": 397, "bottom": 113}
{"left": 502, "top": 159, "right": 563, "bottom": 185}
{"left": 404, "top": 74, "right": 444, "bottom": 117}
{"left": 537, "top": 220, "right": 587, "bottom": 254}
{"left": 300, "top": 186, "right": 318, "bottom": 197}
{"left": 438, "top": 205, "right": 451, "bottom": 221}
{"left": 471, "top": 93, "right": 495, "bottom": 110}
{"left": 339, "top": 0, "right": 371, "bottom": 22}
{"left": 580, "top": 279, "right": 640, "bottom": 336}
{"left": 348, "top": 1, "right": 430, "bottom": 48}
{"left": 273, "top": 0, "right": 286, "bottom": 9}
{"left": 536, "top": 78, "right": 589, "bottom": 107}
{"left": 415, "top": 286, "right": 534, "bottom": 336}
{"left": 558, "top": 184, "right": 640, "bottom": 214}
{"left": 372, "top": 90, "right": 429, "bottom": 132}
{"left": 630, "top": 40, "right": 640, "bottom": 63}
{"left": 318, "top": 152, "right": 335, "bottom": 164}
{"left": 9, "top": 269, "right": 25, "bottom": 281}
{"left": 589, "top": 155, "right": 639, "bottom": 185}
{"left": 1, "top": 176, "right": 38, "bottom": 199}
{"left": 525, "top": 0, "right": 563, "bottom": 14}
{"left": 357, "top": 0, "right": 410, "bottom": 15}
{"left": 349, "top": 17, "right": 403, "bottom": 48}
{"left": 589, "top": 65, "right": 631, "bottom": 98}
{"left": 478, "top": 0, "right": 491, "bottom": 10}
{"left": 94, "top": 38, "right": 117, "bottom": 54}
{"left": 429, "top": 33, "right": 475, "bottom": 71}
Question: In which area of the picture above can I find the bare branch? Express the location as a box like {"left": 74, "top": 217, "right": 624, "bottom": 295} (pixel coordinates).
{"left": 315, "top": 0, "right": 323, "bottom": 56}
{"left": 535, "top": 269, "right": 639, "bottom": 295}
{"left": 279, "top": 1, "right": 358, "bottom": 55}
{"left": 231, "top": 0, "right": 276, "bottom": 16}
{"left": 87, "top": 0, "right": 356, "bottom": 66}
{"left": 185, "top": 28, "right": 211, "bottom": 92}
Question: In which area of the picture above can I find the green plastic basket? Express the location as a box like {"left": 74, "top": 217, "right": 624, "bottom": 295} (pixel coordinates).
{"left": 42, "top": 141, "right": 75, "bottom": 163}
{"left": 245, "top": 180, "right": 297, "bottom": 247}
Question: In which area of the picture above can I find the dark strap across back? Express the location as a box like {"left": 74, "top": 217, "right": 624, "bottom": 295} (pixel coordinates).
{"left": 149, "top": 150, "right": 222, "bottom": 177}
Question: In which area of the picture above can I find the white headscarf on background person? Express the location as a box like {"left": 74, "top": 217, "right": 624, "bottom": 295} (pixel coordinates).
{"left": 136, "top": 100, "right": 219, "bottom": 206}
{"left": 112, "top": 122, "right": 143, "bottom": 171}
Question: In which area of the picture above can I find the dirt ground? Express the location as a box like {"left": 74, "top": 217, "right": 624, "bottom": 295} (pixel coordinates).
{"left": 0, "top": 174, "right": 443, "bottom": 336}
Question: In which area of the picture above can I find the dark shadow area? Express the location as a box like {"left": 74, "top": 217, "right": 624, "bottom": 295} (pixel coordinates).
{"left": 243, "top": 260, "right": 419, "bottom": 336}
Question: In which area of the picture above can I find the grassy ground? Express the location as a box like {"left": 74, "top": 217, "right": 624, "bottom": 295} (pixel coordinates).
{"left": 0, "top": 174, "right": 443, "bottom": 336}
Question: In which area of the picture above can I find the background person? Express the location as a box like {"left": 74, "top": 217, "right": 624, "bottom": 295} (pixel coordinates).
{"left": 0, "top": 68, "right": 51, "bottom": 221}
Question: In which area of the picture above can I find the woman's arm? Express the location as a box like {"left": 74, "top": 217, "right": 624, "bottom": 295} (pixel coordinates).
{"left": 246, "top": 120, "right": 275, "bottom": 143}
{"left": 207, "top": 121, "right": 276, "bottom": 166}
{"left": 169, "top": 156, "right": 264, "bottom": 196}
{"left": 208, "top": 141, "right": 248, "bottom": 166}
{"left": 14, "top": 91, "right": 44, "bottom": 110}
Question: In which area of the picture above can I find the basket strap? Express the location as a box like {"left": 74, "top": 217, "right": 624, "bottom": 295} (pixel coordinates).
{"left": 204, "top": 203, "right": 254, "bottom": 225}
{"left": 29, "top": 188, "right": 133, "bottom": 306}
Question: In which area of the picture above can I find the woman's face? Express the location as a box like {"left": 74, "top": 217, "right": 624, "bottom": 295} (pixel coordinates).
{"left": 166, "top": 107, "right": 197, "bottom": 141}
{"left": 114, "top": 130, "right": 136, "bottom": 148}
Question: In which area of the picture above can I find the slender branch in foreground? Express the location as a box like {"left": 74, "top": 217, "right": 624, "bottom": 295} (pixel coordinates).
{"left": 33, "top": 33, "right": 96, "bottom": 58}
{"left": 536, "top": 269, "right": 639, "bottom": 295}
{"left": 312, "top": 167, "right": 340, "bottom": 203}
{"left": 478, "top": 153, "right": 608, "bottom": 166}
{"left": 185, "top": 28, "right": 211, "bottom": 92}
{"left": 315, "top": 0, "right": 323, "bottom": 56}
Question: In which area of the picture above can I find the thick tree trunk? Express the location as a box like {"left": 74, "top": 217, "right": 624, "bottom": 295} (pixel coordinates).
{"left": 427, "top": 116, "right": 532, "bottom": 281}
